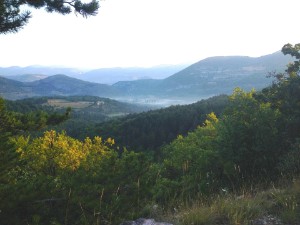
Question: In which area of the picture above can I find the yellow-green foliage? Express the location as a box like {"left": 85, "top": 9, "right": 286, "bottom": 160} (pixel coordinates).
{"left": 15, "top": 131, "right": 85, "bottom": 173}
{"left": 5, "top": 130, "right": 157, "bottom": 225}
{"left": 14, "top": 130, "right": 116, "bottom": 175}
{"left": 159, "top": 113, "right": 220, "bottom": 201}
{"left": 217, "top": 87, "right": 282, "bottom": 183}
{"left": 2, "top": 43, "right": 300, "bottom": 225}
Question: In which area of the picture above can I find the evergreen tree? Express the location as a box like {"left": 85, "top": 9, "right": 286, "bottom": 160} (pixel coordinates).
{"left": 0, "top": 0, "right": 99, "bottom": 34}
{"left": 0, "top": 97, "right": 70, "bottom": 185}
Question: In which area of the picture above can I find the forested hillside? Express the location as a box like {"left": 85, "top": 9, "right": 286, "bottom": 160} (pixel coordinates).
{"left": 92, "top": 95, "right": 228, "bottom": 153}
{"left": 0, "top": 75, "right": 121, "bottom": 100}
{"left": 1, "top": 44, "right": 300, "bottom": 225}
{"left": 5, "top": 96, "right": 150, "bottom": 139}
{"left": 113, "top": 51, "right": 292, "bottom": 100}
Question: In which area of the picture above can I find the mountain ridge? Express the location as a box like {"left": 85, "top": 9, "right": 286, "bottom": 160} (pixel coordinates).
{"left": 0, "top": 75, "right": 121, "bottom": 100}
{"left": 0, "top": 51, "right": 294, "bottom": 105}
{"left": 114, "top": 51, "right": 293, "bottom": 100}
{"left": 0, "top": 64, "right": 187, "bottom": 84}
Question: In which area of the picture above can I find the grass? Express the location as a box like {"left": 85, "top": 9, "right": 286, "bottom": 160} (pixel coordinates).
{"left": 156, "top": 179, "right": 300, "bottom": 225}
{"left": 269, "top": 180, "right": 300, "bottom": 224}
{"left": 172, "top": 195, "right": 266, "bottom": 225}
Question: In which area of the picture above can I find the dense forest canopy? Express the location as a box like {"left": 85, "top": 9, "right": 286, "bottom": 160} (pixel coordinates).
{"left": 1, "top": 43, "right": 300, "bottom": 224}
{"left": 92, "top": 95, "right": 228, "bottom": 153}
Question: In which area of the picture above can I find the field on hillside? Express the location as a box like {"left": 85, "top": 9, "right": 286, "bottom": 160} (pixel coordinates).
{"left": 46, "top": 99, "right": 96, "bottom": 109}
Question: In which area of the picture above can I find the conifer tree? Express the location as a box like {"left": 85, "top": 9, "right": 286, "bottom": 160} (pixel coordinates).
{"left": 0, "top": 0, "right": 99, "bottom": 34}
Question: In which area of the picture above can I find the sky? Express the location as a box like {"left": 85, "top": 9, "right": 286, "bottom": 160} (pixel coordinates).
{"left": 1, "top": 0, "right": 300, "bottom": 69}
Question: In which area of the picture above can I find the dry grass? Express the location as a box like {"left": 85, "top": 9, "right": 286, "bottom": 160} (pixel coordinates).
{"left": 159, "top": 179, "right": 300, "bottom": 225}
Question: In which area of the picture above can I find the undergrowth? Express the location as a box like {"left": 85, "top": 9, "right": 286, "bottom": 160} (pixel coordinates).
{"left": 155, "top": 179, "right": 300, "bottom": 225}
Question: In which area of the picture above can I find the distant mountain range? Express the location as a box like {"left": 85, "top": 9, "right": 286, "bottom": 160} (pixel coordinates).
{"left": 74, "top": 65, "right": 188, "bottom": 84}
{"left": 0, "top": 75, "right": 120, "bottom": 100}
{"left": 2, "top": 74, "right": 48, "bottom": 82}
{"left": 0, "top": 64, "right": 187, "bottom": 84}
{"left": 0, "top": 51, "right": 294, "bottom": 105}
{"left": 0, "top": 66, "right": 82, "bottom": 79}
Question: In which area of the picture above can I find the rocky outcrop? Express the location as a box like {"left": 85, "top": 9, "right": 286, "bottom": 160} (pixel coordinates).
{"left": 120, "top": 215, "right": 288, "bottom": 225}
{"left": 250, "top": 215, "right": 286, "bottom": 225}
{"left": 119, "top": 218, "right": 173, "bottom": 225}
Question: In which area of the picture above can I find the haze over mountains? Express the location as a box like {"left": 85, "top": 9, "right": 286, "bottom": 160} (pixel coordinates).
{"left": 0, "top": 51, "right": 293, "bottom": 106}
{"left": 0, "top": 64, "right": 187, "bottom": 84}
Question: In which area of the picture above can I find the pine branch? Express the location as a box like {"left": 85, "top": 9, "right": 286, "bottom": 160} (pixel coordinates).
{"left": 0, "top": 0, "right": 99, "bottom": 34}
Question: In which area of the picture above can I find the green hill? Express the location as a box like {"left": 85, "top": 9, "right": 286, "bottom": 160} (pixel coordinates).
{"left": 113, "top": 51, "right": 293, "bottom": 99}
{"left": 0, "top": 75, "right": 121, "bottom": 100}
{"left": 0, "top": 76, "right": 36, "bottom": 99}
{"left": 29, "top": 74, "right": 120, "bottom": 97}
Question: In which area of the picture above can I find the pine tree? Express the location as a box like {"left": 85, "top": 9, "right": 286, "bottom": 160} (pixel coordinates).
{"left": 0, "top": 0, "right": 99, "bottom": 34}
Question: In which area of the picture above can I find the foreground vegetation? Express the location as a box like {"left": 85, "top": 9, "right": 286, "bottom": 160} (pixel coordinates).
{"left": 1, "top": 43, "right": 300, "bottom": 225}
{"left": 167, "top": 179, "right": 300, "bottom": 225}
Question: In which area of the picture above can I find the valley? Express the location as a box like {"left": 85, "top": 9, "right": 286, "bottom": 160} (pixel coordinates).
{"left": 0, "top": 51, "right": 293, "bottom": 107}
{"left": 1, "top": 49, "right": 300, "bottom": 225}
{"left": 2, "top": 0, "right": 300, "bottom": 223}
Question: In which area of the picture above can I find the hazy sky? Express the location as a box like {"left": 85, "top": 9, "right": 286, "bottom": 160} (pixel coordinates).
{"left": 1, "top": 0, "right": 300, "bottom": 69}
